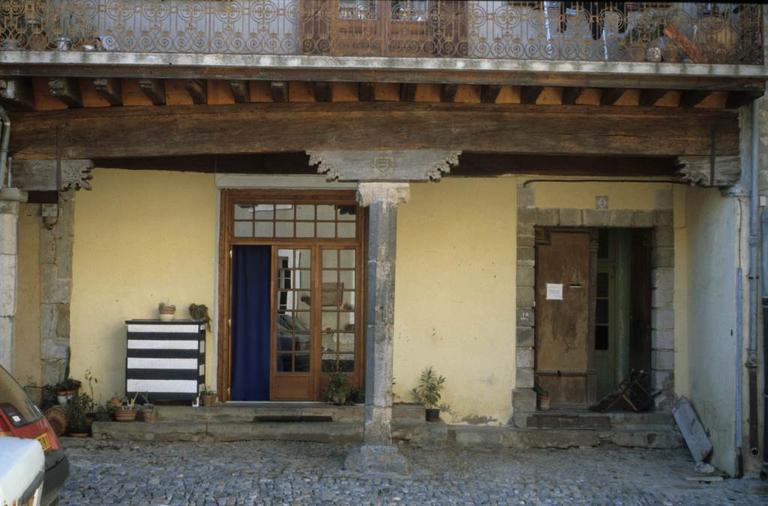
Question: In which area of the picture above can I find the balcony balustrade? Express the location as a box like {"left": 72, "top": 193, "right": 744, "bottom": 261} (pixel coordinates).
{"left": 0, "top": 1, "right": 762, "bottom": 64}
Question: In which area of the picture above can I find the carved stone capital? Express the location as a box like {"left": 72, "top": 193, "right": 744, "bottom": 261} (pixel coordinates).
{"left": 356, "top": 183, "right": 410, "bottom": 208}
{"left": 11, "top": 159, "right": 94, "bottom": 191}
{"left": 309, "top": 150, "right": 459, "bottom": 182}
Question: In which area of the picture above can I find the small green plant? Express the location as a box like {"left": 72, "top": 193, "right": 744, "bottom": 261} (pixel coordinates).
{"left": 323, "top": 370, "right": 350, "bottom": 405}
{"left": 66, "top": 391, "right": 96, "bottom": 433}
{"left": 411, "top": 367, "right": 446, "bottom": 409}
{"left": 201, "top": 386, "right": 216, "bottom": 396}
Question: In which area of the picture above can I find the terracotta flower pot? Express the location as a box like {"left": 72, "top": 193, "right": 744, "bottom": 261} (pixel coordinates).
{"left": 140, "top": 409, "right": 157, "bottom": 423}
{"left": 115, "top": 409, "right": 137, "bottom": 422}
{"left": 201, "top": 394, "right": 216, "bottom": 407}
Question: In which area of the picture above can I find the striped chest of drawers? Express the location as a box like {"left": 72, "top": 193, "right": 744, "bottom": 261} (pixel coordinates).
{"left": 125, "top": 320, "right": 206, "bottom": 402}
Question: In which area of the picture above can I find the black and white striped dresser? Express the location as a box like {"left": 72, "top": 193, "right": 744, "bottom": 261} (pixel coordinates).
{"left": 125, "top": 319, "right": 206, "bottom": 402}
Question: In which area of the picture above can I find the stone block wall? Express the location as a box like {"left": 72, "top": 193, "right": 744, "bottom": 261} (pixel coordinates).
{"left": 512, "top": 184, "right": 675, "bottom": 427}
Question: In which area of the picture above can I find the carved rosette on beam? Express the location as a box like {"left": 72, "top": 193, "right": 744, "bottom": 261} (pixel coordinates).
{"left": 11, "top": 159, "right": 94, "bottom": 191}
{"left": 309, "top": 150, "right": 460, "bottom": 182}
{"left": 677, "top": 155, "right": 741, "bottom": 187}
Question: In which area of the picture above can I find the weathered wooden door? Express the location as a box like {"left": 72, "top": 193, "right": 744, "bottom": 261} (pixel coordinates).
{"left": 535, "top": 229, "right": 598, "bottom": 408}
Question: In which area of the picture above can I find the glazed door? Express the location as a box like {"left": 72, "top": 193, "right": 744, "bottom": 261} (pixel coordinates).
{"left": 271, "top": 248, "right": 314, "bottom": 400}
{"left": 535, "top": 229, "right": 598, "bottom": 408}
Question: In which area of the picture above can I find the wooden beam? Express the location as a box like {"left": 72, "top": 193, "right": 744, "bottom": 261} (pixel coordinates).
{"left": 8, "top": 103, "right": 740, "bottom": 160}
{"left": 93, "top": 78, "right": 122, "bottom": 106}
{"left": 185, "top": 79, "right": 207, "bottom": 105}
{"left": 456, "top": 153, "right": 678, "bottom": 177}
{"left": 399, "top": 83, "right": 416, "bottom": 102}
{"left": 313, "top": 82, "right": 332, "bottom": 102}
{"left": 725, "top": 91, "right": 764, "bottom": 109}
{"left": 440, "top": 84, "right": 458, "bottom": 103}
{"left": 480, "top": 85, "right": 501, "bottom": 104}
{"left": 520, "top": 87, "right": 543, "bottom": 105}
{"left": 358, "top": 82, "right": 375, "bottom": 102}
{"left": 680, "top": 90, "right": 712, "bottom": 109}
{"left": 229, "top": 81, "right": 249, "bottom": 104}
{"left": 561, "top": 87, "right": 583, "bottom": 106}
{"left": 600, "top": 88, "right": 625, "bottom": 106}
{"left": 639, "top": 89, "right": 667, "bottom": 107}
{"left": 0, "top": 78, "right": 35, "bottom": 111}
{"left": 48, "top": 78, "right": 82, "bottom": 108}
{"left": 11, "top": 159, "right": 94, "bottom": 191}
{"left": 678, "top": 155, "right": 740, "bottom": 186}
{"left": 270, "top": 81, "right": 287, "bottom": 103}
{"left": 138, "top": 79, "right": 166, "bottom": 106}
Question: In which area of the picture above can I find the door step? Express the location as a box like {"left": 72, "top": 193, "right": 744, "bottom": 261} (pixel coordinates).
{"left": 253, "top": 415, "right": 333, "bottom": 423}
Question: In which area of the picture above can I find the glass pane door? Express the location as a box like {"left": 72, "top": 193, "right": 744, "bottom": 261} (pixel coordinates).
{"left": 321, "top": 248, "right": 357, "bottom": 374}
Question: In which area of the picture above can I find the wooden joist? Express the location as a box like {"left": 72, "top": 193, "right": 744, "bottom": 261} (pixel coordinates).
{"left": 520, "top": 86, "right": 543, "bottom": 105}
{"left": 561, "top": 88, "right": 583, "bottom": 105}
{"left": 639, "top": 89, "right": 667, "bottom": 107}
{"left": 600, "top": 88, "right": 625, "bottom": 106}
{"left": 270, "top": 81, "right": 288, "bottom": 103}
{"left": 48, "top": 78, "right": 82, "bottom": 108}
{"left": 93, "top": 78, "right": 122, "bottom": 106}
{"left": 138, "top": 79, "right": 166, "bottom": 106}
{"left": 312, "top": 82, "right": 332, "bottom": 102}
{"left": 185, "top": 80, "right": 207, "bottom": 105}
{"left": 440, "top": 84, "right": 458, "bottom": 103}
{"left": 8, "top": 103, "right": 739, "bottom": 160}
{"left": 358, "top": 82, "right": 375, "bottom": 102}
{"left": 229, "top": 81, "right": 249, "bottom": 104}
{"left": 480, "top": 85, "right": 501, "bottom": 104}
{"left": 0, "top": 78, "right": 34, "bottom": 111}
{"left": 399, "top": 83, "right": 416, "bottom": 102}
{"left": 680, "top": 90, "right": 711, "bottom": 109}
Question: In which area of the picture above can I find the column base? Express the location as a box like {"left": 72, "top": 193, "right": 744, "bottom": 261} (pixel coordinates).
{"left": 344, "top": 444, "right": 409, "bottom": 476}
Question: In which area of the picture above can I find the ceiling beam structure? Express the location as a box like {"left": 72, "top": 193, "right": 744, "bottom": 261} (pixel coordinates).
{"left": 229, "top": 80, "right": 249, "bottom": 104}
{"left": 185, "top": 79, "right": 207, "bottom": 105}
{"left": 138, "top": 79, "right": 165, "bottom": 106}
{"left": 48, "top": 77, "right": 82, "bottom": 108}
{"left": 8, "top": 102, "right": 739, "bottom": 160}
{"left": 0, "top": 77, "right": 34, "bottom": 111}
{"left": 93, "top": 78, "right": 122, "bottom": 106}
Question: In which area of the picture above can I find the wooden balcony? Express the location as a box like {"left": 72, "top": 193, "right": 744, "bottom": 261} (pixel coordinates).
{"left": 0, "top": 1, "right": 762, "bottom": 64}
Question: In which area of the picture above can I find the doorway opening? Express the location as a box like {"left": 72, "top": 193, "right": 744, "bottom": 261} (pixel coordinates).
{"left": 534, "top": 227, "right": 653, "bottom": 411}
{"left": 218, "top": 190, "right": 365, "bottom": 402}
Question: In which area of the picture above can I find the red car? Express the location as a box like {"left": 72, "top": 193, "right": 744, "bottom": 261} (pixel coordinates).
{"left": 0, "top": 365, "right": 69, "bottom": 506}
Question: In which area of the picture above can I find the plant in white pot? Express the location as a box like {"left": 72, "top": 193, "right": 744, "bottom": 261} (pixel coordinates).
{"left": 158, "top": 302, "right": 176, "bottom": 321}
{"left": 412, "top": 367, "right": 446, "bottom": 422}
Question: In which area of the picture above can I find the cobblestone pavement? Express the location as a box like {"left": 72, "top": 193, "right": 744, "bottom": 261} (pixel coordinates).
{"left": 60, "top": 439, "right": 768, "bottom": 505}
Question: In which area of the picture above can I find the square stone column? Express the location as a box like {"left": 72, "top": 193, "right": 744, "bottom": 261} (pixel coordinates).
{"left": 345, "top": 182, "right": 409, "bottom": 475}
{"left": 0, "top": 188, "right": 27, "bottom": 372}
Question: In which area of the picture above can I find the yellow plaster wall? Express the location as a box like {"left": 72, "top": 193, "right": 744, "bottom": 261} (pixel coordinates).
{"left": 393, "top": 178, "right": 518, "bottom": 425}
{"left": 14, "top": 203, "right": 42, "bottom": 387}
{"left": 533, "top": 181, "right": 669, "bottom": 210}
{"left": 70, "top": 169, "right": 217, "bottom": 402}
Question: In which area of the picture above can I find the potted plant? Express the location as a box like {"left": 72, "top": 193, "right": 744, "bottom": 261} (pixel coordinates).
{"left": 54, "top": 378, "right": 82, "bottom": 406}
{"left": 66, "top": 391, "right": 95, "bottom": 437}
{"left": 534, "top": 384, "right": 551, "bottom": 411}
{"left": 412, "top": 367, "right": 446, "bottom": 422}
{"left": 115, "top": 393, "right": 139, "bottom": 422}
{"left": 200, "top": 387, "right": 216, "bottom": 407}
{"left": 158, "top": 302, "right": 176, "bottom": 321}
{"left": 140, "top": 403, "right": 157, "bottom": 423}
{"left": 323, "top": 370, "right": 350, "bottom": 406}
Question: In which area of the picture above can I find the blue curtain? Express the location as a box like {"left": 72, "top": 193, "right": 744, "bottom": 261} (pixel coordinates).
{"left": 231, "top": 245, "right": 271, "bottom": 401}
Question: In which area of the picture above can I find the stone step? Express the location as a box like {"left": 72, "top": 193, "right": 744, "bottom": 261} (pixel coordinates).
{"left": 526, "top": 411, "right": 675, "bottom": 431}
{"left": 155, "top": 403, "right": 425, "bottom": 424}
{"left": 450, "top": 426, "right": 682, "bottom": 450}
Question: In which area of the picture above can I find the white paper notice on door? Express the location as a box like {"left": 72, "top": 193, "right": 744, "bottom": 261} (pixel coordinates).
{"left": 546, "top": 283, "right": 563, "bottom": 300}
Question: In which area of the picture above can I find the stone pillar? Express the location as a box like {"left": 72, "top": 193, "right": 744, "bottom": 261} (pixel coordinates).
{"left": 0, "top": 188, "right": 27, "bottom": 372}
{"left": 39, "top": 191, "right": 75, "bottom": 385}
{"left": 345, "top": 182, "right": 409, "bottom": 475}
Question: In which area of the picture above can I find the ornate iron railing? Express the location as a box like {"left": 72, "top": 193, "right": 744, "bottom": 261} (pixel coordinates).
{"left": 0, "top": 1, "right": 762, "bottom": 64}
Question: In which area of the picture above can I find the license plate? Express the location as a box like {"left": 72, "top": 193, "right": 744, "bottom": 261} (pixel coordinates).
{"left": 36, "top": 432, "right": 52, "bottom": 452}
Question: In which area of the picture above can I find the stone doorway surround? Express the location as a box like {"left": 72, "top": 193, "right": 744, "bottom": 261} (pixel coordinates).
{"left": 511, "top": 184, "right": 675, "bottom": 428}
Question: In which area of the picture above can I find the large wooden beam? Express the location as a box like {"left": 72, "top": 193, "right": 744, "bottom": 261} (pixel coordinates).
{"left": 185, "top": 79, "right": 207, "bottom": 105}
{"left": 229, "top": 81, "right": 249, "bottom": 104}
{"left": 48, "top": 78, "right": 82, "bottom": 108}
{"left": 0, "top": 78, "right": 34, "bottom": 111}
{"left": 93, "top": 78, "right": 122, "bottom": 106}
{"left": 11, "top": 159, "right": 94, "bottom": 191}
{"left": 138, "top": 79, "right": 165, "bottom": 106}
{"left": 8, "top": 103, "right": 739, "bottom": 160}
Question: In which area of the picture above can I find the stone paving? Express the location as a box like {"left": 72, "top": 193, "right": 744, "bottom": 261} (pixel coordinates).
{"left": 60, "top": 438, "right": 768, "bottom": 505}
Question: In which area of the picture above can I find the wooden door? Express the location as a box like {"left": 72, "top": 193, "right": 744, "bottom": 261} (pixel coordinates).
{"left": 535, "top": 229, "right": 598, "bottom": 408}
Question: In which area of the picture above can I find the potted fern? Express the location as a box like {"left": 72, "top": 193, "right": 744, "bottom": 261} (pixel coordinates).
{"left": 412, "top": 367, "right": 446, "bottom": 422}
